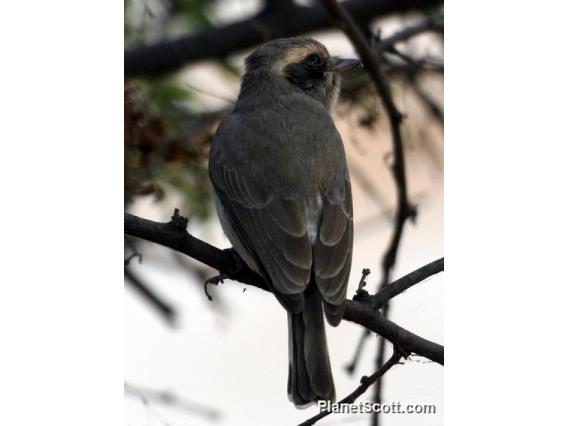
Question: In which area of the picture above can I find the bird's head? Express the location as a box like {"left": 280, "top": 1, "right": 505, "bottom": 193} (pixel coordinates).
{"left": 242, "top": 37, "right": 361, "bottom": 110}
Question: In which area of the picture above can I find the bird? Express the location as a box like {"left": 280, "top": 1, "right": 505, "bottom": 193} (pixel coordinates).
{"left": 208, "top": 36, "right": 359, "bottom": 406}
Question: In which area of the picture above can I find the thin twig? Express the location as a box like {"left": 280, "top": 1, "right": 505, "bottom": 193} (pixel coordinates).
{"left": 298, "top": 350, "right": 403, "bottom": 426}
{"left": 125, "top": 382, "right": 221, "bottom": 421}
{"left": 344, "top": 328, "right": 370, "bottom": 375}
{"left": 373, "top": 18, "right": 443, "bottom": 56}
{"left": 184, "top": 83, "right": 236, "bottom": 104}
{"left": 386, "top": 48, "right": 444, "bottom": 74}
{"left": 318, "top": 3, "right": 419, "bottom": 424}
{"left": 124, "top": 267, "right": 177, "bottom": 325}
{"left": 356, "top": 268, "right": 371, "bottom": 295}
{"left": 345, "top": 329, "right": 372, "bottom": 377}
{"left": 406, "top": 74, "right": 444, "bottom": 123}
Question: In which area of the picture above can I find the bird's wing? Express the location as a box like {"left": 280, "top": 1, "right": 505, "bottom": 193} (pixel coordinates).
{"left": 313, "top": 179, "right": 353, "bottom": 325}
{"left": 209, "top": 146, "right": 312, "bottom": 312}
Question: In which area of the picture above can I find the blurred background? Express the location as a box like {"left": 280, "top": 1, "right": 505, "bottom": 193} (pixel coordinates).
{"left": 124, "top": 0, "right": 443, "bottom": 425}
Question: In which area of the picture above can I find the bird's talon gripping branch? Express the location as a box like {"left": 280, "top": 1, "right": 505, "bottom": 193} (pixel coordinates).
{"left": 204, "top": 250, "right": 247, "bottom": 301}
{"left": 203, "top": 274, "right": 226, "bottom": 301}
{"left": 223, "top": 248, "right": 247, "bottom": 277}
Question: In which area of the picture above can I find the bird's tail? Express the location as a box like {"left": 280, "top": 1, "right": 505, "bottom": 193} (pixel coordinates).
{"left": 287, "top": 284, "right": 335, "bottom": 407}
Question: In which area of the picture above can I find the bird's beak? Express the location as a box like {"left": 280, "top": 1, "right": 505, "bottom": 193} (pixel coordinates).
{"left": 330, "top": 57, "right": 362, "bottom": 73}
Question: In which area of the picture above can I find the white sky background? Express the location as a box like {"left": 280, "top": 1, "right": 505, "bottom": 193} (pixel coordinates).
{"left": 125, "top": 2, "right": 444, "bottom": 425}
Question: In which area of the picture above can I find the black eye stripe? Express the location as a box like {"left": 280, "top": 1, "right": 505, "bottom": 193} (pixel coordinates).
{"left": 284, "top": 52, "right": 326, "bottom": 87}
{"left": 306, "top": 53, "right": 322, "bottom": 65}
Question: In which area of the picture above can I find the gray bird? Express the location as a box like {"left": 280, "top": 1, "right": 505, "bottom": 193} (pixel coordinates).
{"left": 209, "top": 37, "right": 358, "bottom": 406}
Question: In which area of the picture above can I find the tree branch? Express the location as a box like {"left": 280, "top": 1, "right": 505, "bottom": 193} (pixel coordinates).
{"left": 125, "top": 382, "right": 221, "bottom": 421}
{"left": 343, "top": 300, "right": 442, "bottom": 364}
{"left": 374, "top": 17, "right": 443, "bottom": 56}
{"left": 318, "top": 0, "right": 416, "bottom": 286}
{"left": 318, "top": 2, "right": 421, "bottom": 423}
{"left": 124, "top": 212, "right": 444, "bottom": 365}
{"left": 124, "top": 266, "right": 177, "bottom": 325}
{"left": 370, "top": 257, "right": 444, "bottom": 307}
{"left": 125, "top": 210, "right": 267, "bottom": 290}
{"left": 406, "top": 74, "right": 444, "bottom": 122}
{"left": 125, "top": 0, "right": 442, "bottom": 77}
{"left": 298, "top": 350, "right": 403, "bottom": 426}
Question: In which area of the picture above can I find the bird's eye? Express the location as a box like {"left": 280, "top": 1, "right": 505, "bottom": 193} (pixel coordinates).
{"left": 306, "top": 54, "right": 322, "bottom": 66}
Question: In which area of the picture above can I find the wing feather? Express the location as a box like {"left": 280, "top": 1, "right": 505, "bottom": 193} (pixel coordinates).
{"left": 313, "top": 180, "right": 353, "bottom": 311}
{"left": 209, "top": 149, "right": 312, "bottom": 304}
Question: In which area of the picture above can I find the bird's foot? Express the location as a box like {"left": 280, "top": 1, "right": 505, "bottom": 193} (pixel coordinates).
{"left": 203, "top": 248, "right": 247, "bottom": 301}
{"left": 203, "top": 273, "right": 226, "bottom": 301}
{"left": 223, "top": 248, "right": 247, "bottom": 276}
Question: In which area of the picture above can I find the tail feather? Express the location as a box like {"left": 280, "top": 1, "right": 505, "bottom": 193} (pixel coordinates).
{"left": 288, "top": 313, "right": 316, "bottom": 405}
{"left": 287, "top": 284, "right": 335, "bottom": 406}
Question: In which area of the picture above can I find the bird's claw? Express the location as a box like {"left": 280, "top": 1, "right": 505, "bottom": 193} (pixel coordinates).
{"left": 203, "top": 249, "right": 247, "bottom": 302}
{"left": 203, "top": 273, "right": 227, "bottom": 301}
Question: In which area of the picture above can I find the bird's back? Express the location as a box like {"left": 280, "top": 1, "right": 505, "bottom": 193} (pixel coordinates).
{"left": 212, "top": 89, "right": 348, "bottom": 200}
